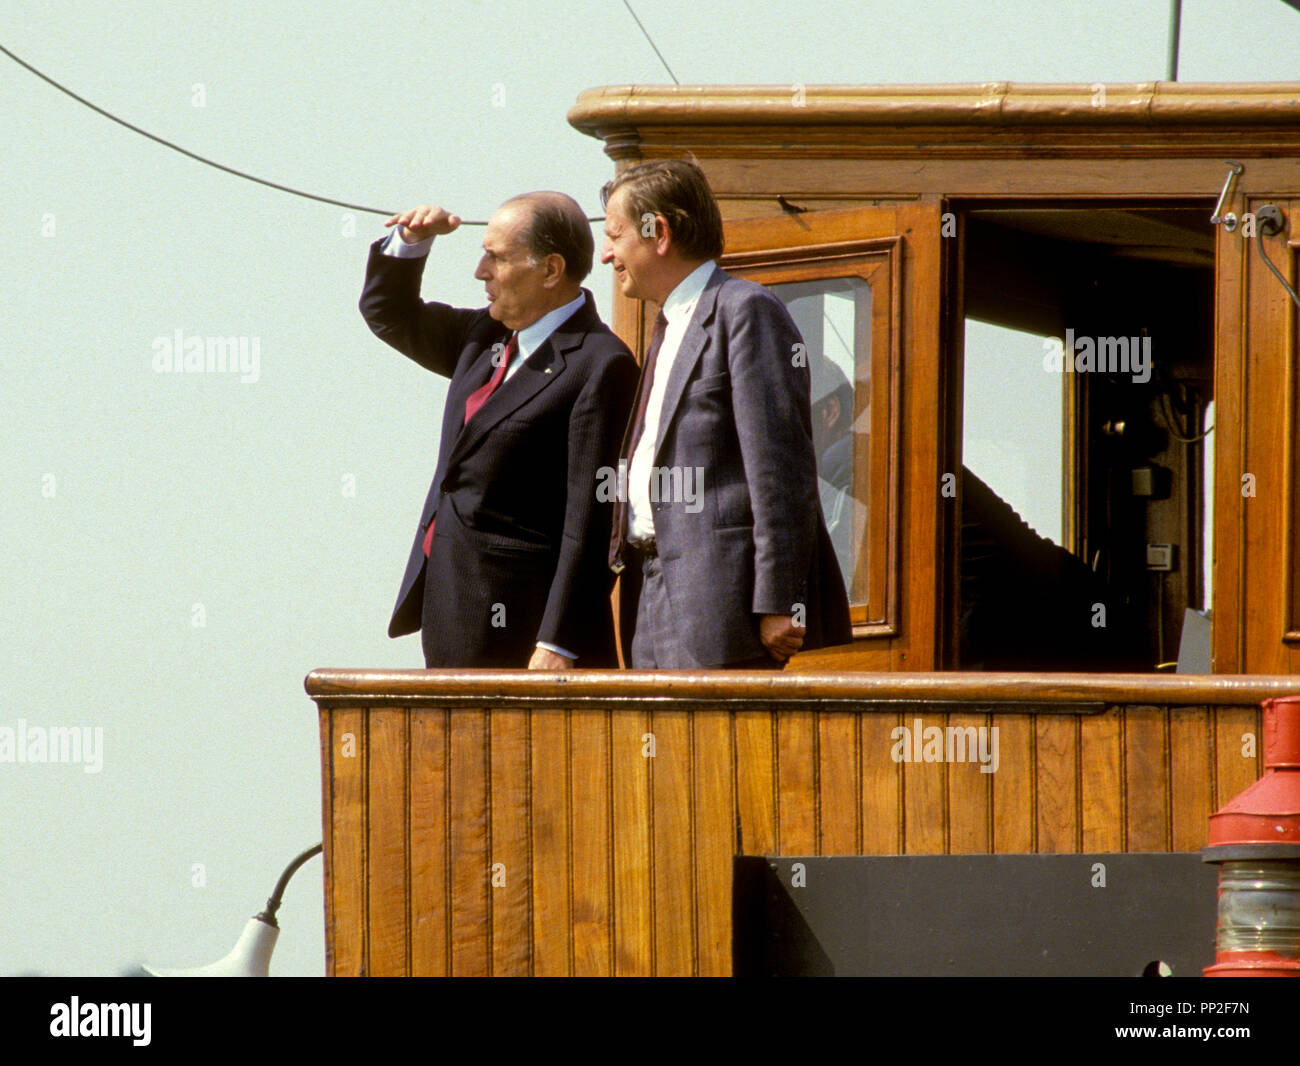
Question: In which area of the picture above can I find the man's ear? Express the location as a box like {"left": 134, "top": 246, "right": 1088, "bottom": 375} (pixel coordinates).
{"left": 540, "top": 253, "right": 567, "bottom": 288}
{"left": 826, "top": 394, "right": 842, "bottom": 426}
{"left": 653, "top": 214, "right": 673, "bottom": 257}
{"left": 636, "top": 211, "right": 673, "bottom": 253}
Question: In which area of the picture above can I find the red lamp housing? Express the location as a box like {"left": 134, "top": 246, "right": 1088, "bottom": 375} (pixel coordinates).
{"left": 1202, "top": 695, "right": 1300, "bottom": 977}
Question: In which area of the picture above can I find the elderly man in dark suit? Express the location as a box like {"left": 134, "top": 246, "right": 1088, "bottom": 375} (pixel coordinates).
{"left": 361, "top": 192, "right": 638, "bottom": 668}
{"left": 602, "top": 160, "right": 852, "bottom": 668}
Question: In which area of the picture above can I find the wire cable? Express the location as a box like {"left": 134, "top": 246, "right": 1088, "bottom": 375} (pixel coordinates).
{"left": 621, "top": 0, "right": 680, "bottom": 84}
{"left": 0, "top": 40, "right": 402, "bottom": 217}
{"left": 1255, "top": 227, "right": 1300, "bottom": 311}
{"left": 1158, "top": 389, "right": 1212, "bottom": 444}
{"left": 0, "top": 39, "right": 605, "bottom": 225}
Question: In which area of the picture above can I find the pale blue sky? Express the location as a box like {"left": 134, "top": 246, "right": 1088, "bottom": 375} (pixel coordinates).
{"left": 2, "top": 0, "right": 1295, "bottom": 976}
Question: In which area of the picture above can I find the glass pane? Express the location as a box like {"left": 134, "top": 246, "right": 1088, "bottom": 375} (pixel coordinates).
{"left": 963, "top": 319, "right": 1063, "bottom": 545}
{"left": 769, "top": 277, "right": 871, "bottom": 604}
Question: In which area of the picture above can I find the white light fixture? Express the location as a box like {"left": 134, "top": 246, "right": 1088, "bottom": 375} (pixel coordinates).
{"left": 144, "top": 843, "right": 322, "bottom": 978}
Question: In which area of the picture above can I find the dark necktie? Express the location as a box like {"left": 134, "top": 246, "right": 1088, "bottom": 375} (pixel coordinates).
{"left": 423, "top": 333, "right": 518, "bottom": 557}
{"left": 609, "top": 311, "right": 668, "bottom": 569}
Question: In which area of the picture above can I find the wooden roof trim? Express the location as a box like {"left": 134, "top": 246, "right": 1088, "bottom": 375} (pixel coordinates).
{"left": 568, "top": 82, "right": 1300, "bottom": 138}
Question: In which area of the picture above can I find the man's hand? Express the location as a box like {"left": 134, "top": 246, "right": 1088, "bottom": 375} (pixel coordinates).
{"left": 758, "top": 614, "right": 805, "bottom": 663}
{"left": 528, "top": 647, "right": 575, "bottom": 671}
{"left": 384, "top": 204, "right": 461, "bottom": 244}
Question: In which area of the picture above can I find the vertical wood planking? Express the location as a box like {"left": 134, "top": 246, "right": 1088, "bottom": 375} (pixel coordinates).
{"left": 1211, "top": 221, "right": 1245, "bottom": 672}
{"left": 409, "top": 710, "right": 447, "bottom": 976}
{"left": 448, "top": 709, "right": 490, "bottom": 975}
{"left": 776, "top": 709, "right": 818, "bottom": 853}
{"left": 902, "top": 711, "right": 947, "bottom": 853}
{"left": 861, "top": 712, "right": 902, "bottom": 853}
{"left": 1080, "top": 709, "right": 1123, "bottom": 851}
{"left": 489, "top": 708, "right": 531, "bottom": 975}
{"left": 319, "top": 692, "right": 1263, "bottom": 979}
{"left": 991, "top": 715, "right": 1034, "bottom": 853}
{"left": 817, "top": 712, "right": 860, "bottom": 854}
{"left": 1214, "top": 707, "right": 1262, "bottom": 809}
{"left": 529, "top": 708, "right": 571, "bottom": 976}
{"left": 366, "top": 709, "right": 409, "bottom": 975}
{"left": 329, "top": 708, "right": 366, "bottom": 977}
{"left": 1169, "top": 706, "right": 1213, "bottom": 851}
{"left": 734, "top": 711, "right": 777, "bottom": 855}
{"left": 569, "top": 710, "right": 612, "bottom": 976}
{"left": 1035, "top": 716, "right": 1079, "bottom": 853}
{"left": 651, "top": 709, "right": 695, "bottom": 975}
{"left": 611, "top": 710, "right": 652, "bottom": 975}
{"left": 318, "top": 711, "right": 336, "bottom": 976}
{"left": 1242, "top": 212, "right": 1290, "bottom": 673}
{"left": 1124, "top": 708, "right": 1170, "bottom": 851}
{"left": 897, "top": 199, "right": 944, "bottom": 671}
{"left": 692, "top": 712, "right": 734, "bottom": 976}
{"left": 1285, "top": 203, "right": 1300, "bottom": 665}
{"left": 946, "top": 712, "right": 990, "bottom": 853}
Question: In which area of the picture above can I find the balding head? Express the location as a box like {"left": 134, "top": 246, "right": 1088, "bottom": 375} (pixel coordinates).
{"left": 501, "top": 191, "right": 593, "bottom": 284}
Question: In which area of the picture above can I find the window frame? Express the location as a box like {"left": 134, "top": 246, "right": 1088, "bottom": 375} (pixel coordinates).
{"left": 721, "top": 235, "right": 903, "bottom": 635}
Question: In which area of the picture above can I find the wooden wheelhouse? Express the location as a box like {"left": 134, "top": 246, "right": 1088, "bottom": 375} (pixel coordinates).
{"left": 307, "top": 83, "right": 1300, "bottom": 976}
{"left": 571, "top": 81, "right": 1300, "bottom": 677}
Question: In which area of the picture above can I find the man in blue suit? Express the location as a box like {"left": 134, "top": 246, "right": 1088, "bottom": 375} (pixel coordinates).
{"left": 602, "top": 160, "right": 852, "bottom": 668}
{"left": 361, "top": 192, "right": 638, "bottom": 668}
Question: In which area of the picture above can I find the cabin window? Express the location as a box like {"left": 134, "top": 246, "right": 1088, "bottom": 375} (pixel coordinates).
{"left": 724, "top": 236, "right": 902, "bottom": 636}
{"left": 768, "top": 277, "right": 868, "bottom": 604}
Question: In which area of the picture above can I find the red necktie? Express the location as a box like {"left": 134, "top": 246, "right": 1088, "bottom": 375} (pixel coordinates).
{"left": 609, "top": 311, "right": 668, "bottom": 568}
{"left": 423, "top": 333, "right": 518, "bottom": 557}
{"left": 463, "top": 333, "right": 517, "bottom": 425}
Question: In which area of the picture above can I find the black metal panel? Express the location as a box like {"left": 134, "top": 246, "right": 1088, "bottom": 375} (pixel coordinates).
{"left": 733, "top": 854, "right": 1218, "bottom": 977}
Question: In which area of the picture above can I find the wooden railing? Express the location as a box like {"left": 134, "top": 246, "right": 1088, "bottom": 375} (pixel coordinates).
{"left": 305, "top": 669, "right": 1297, "bottom": 976}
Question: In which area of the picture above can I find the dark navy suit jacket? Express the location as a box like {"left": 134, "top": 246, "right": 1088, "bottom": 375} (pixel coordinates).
{"left": 361, "top": 238, "right": 638, "bottom": 666}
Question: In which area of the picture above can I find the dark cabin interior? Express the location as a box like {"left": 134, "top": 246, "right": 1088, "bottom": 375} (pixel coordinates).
{"left": 959, "top": 205, "right": 1215, "bottom": 670}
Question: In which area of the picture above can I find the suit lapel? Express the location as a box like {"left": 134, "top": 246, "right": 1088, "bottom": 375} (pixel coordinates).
{"left": 435, "top": 336, "right": 504, "bottom": 469}
{"left": 443, "top": 292, "right": 595, "bottom": 468}
{"left": 651, "top": 266, "right": 724, "bottom": 459}
{"left": 449, "top": 341, "right": 565, "bottom": 461}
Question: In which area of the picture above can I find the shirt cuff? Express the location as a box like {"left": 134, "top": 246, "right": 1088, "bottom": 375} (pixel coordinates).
{"left": 382, "top": 228, "right": 434, "bottom": 259}
{"left": 536, "top": 641, "right": 577, "bottom": 662}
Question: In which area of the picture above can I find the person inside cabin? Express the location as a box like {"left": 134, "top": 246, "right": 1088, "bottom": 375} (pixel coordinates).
{"left": 810, "top": 362, "right": 855, "bottom": 592}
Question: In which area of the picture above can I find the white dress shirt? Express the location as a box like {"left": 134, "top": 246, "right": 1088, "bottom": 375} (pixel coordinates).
{"left": 382, "top": 227, "right": 585, "bottom": 661}
{"left": 627, "top": 260, "right": 717, "bottom": 541}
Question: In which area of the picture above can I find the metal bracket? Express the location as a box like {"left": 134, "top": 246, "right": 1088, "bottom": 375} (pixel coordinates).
{"left": 1256, "top": 203, "right": 1286, "bottom": 238}
{"left": 1210, "top": 160, "right": 1243, "bottom": 231}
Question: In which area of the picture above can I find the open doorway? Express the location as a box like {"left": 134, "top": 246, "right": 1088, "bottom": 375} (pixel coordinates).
{"left": 957, "top": 204, "right": 1215, "bottom": 671}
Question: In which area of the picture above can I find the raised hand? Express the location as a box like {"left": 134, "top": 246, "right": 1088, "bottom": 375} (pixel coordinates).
{"left": 384, "top": 204, "right": 462, "bottom": 244}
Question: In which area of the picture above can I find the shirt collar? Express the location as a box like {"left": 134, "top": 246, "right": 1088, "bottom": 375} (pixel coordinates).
{"left": 516, "top": 291, "right": 587, "bottom": 358}
{"left": 661, "top": 260, "right": 717, "bottom": 324}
